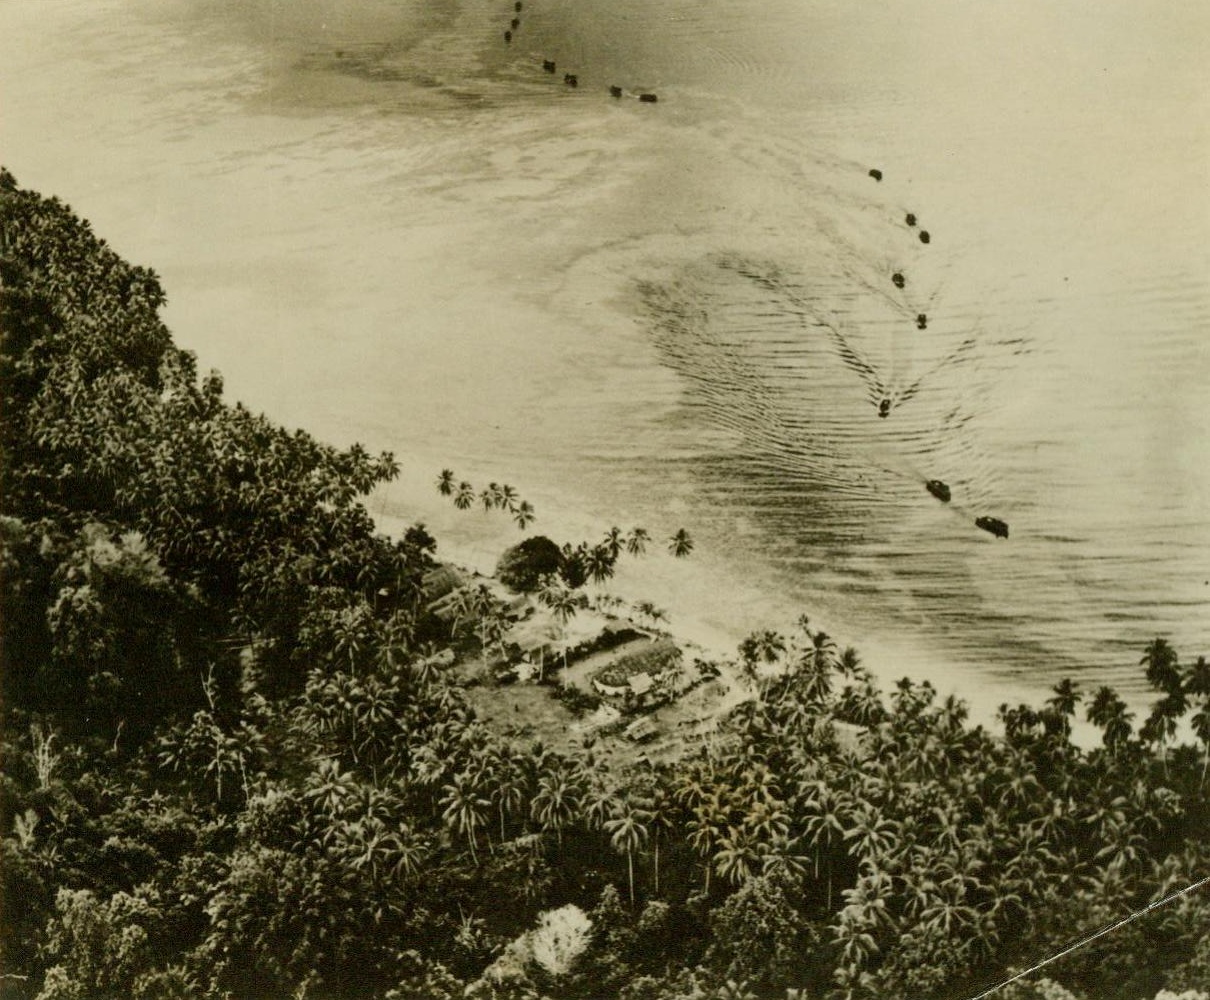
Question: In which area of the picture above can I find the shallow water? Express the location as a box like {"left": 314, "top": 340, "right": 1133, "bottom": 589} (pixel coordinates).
{"left": 3, "top": 0, "right": 1208, "bottom": 707}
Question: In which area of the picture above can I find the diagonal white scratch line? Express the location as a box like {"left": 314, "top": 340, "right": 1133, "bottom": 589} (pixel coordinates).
{"left": 965, "top": 874, "right": 1210, "bottom": 1000}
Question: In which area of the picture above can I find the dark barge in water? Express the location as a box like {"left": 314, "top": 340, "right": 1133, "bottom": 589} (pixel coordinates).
{"left": 975, "top": 516, "right": 1009, "bottom": 539}
{"left": 926, "top": 480, "right": 951, "bottom": 503}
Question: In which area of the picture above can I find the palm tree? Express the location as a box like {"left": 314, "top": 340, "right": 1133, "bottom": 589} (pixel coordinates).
{"left": 739, "top": 630, "right": 787, "bottom": 697}
{"left": 1186, "top": 704, "right": 1210, "bottom": 789}
{"left": 1044, "top": 679, "right": 1082, "bottom": 738}
{"left": 602, "top": 527, "right": 624, "bottom": 561}
{"left": 634, "top": 777, "right": 674, "bottom": 894}
{"left": 673, "top": 766, "right": 712, "bottom": 813}
{"left": 744, "top": 798, "right": 790, "bottom": 847}
{"left": 625, "top": 527, "right": 650, "bottom": 557}
{"left": 489, "top": 749, "right": 529, "bottom": 841}
{"left": 994, "top": 757, "right": 1042, "bottom": 811}
{"left": 804, "top": 629, "right": 838, "bottom": 670}
{"left": 585, "top": 544, "right": 616, "bottom": 585}
{"left": 1184, "top": 657, "right": 1210, "bottom": 787}
{"left": 838, "top": 677, "right": 886, "bottom": 728}
{"left": 796, "top": 632, "right": 838, "bottom": 706}
{"left": 532, "top": 769, "right": 582, "bottom": 847}
{"left": 389, "top": 823, "right": 430, "bottom": 878}
{"left": 687, "top": 794, "right": 727, "bottom": 893}
{"left": 446, "top": 587, "right": 478, "bottom": 638}
{"left": 559, "top": 542, "right": 590, "bottom": 588}
{"left": 1141, "top": 691, "right": 1187, "bottom": 774}
{"left": 631, "top": 600, "right": 668, "bottom": 632}
{"left": 440, "top": 773, "right": 490, "bottom": 864}
{"left": 1186, "top": 655, "right": 1210, "bottom": 698}
{"left": 453, "top": 481, "right": 475, "bottom": 510}
{"left": 836, "top": 646, "right": 863, "bottom": 679}
{"left": 919, "top": 881, "right": 979, "bottom": 937}
{"left": 513, "top": 500, "right": 536, "bottom": 529}
{"left": 539, "top": 580, "right": 581, "bottom": 671}
{"left": 605, "top": 797, "right": 651, "bottom": 905}
{"left": 499, "top": 483, "right": 519, "bottom": 511}
{"left": 582, "top": 782, "right": 615, "bottom": 833}
{"left": 668, "top": 528, "right": 694, "bottom": 558}
{"left": 303, "top": 757, "right": 358, "bottom": 815}
{"left": 436, "top": 469, "right": 456, "bottom": 496}
{"left": 1142, "top": 637, "right": 1181, "bottom": 694}
{"left": 843, "top": 804, "right": 900, "bottom": 871}
{"left": 1086, "top": 685, "right": 1134, "bottom": 751}
{"left": 802, "top": 782, "right": 850, "bottom": 909}
{"left": 470, "top": 583, "right": 500, "bottom": 650}
{"left": 713, "top": 826, "right": 761, "bottom": 887}
{"left": 1047, "top": 678, "right": 1081, "bottom": 717}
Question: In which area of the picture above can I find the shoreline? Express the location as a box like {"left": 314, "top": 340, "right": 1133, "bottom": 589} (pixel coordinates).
{"left": 370, "top": 474, "right": 1104, "bottom": 740}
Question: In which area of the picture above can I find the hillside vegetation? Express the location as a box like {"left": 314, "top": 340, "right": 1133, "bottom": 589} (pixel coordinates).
{"left": 2, "top": 169, "right": 1208, "bottom": 1000}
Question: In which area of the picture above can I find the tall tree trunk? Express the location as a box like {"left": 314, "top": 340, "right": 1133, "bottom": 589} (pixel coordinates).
{"left": 653, "top": 834, "right": 660, "bottom": 895}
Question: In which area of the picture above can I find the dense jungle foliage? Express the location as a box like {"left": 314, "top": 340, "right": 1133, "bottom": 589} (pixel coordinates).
{"left": 1, "top": 169, "right": 1208, "bottom": 1000}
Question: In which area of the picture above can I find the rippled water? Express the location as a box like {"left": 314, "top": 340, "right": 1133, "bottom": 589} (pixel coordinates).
{"left": 3, "top": 0, "right": 1208, "bottom": 707}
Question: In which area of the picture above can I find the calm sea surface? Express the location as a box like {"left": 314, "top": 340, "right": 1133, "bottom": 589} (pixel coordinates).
{"left": 3, "top": 0, "right": 1208, "bottom": 710}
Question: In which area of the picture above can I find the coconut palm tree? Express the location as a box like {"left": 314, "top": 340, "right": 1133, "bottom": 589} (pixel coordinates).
{"left": 687, "top": 794, "right": 728, "bottom": 893}
{"left": 559, "top": 542, "right": 590, "bottom": 588}
{"left": 440, "top": 773, "right": 490, "bottom": 864}
{"left": 469, "top": 583, "right": 500, "bottom": 650}
{"left": 605, "top": 797, "right": 651, "bottom": 905}
{"left": 634, "top": 775, "right": 674, "bottom": 894}
{"left": 445, "top": 587, "right": 478, "bottom": 638}
{"left": 454, "top": 481, "right": 476, "bottom": 510}
{"left": 602, "top": 526, "right": 624, "bottom": 561}
{"left": 584, "top": 544, "right": 616, "bottom": 585}
{"left": 802, "top": 782, "right": 851, "bottom": 909}
{"left": 713, "top": 826, "right": 761, "bottom": 887}
{"left": 388, "top": 823, "right": 430, "bottom": 879}
{"left": 631, "top": 600, "right": 668, "bottom": 632}
{"left": 919, "top": 881, "right": 979, "bottom": 937}
{"left": 836, "top": 646, "right": 865, "bottom": 683}
{"left": 539, "top": 580, "right": 581, "bottom": 670}
{"left": 1043, "top": 678, "right": 1082, "bottom": 739}
{"left": 1185, "top": 655, "right": 1210, "bottom": 699}
{"left": 1183, "top": 656, "right": 1210, "bottom": 786}
{"left": 489, "top": 748, "right": 530, "bottom": 841}
{"left": 436, "top": 469, "right": 456, "bottom": 496}
{"left": 738, "top": 629, "right": 786, "bottom": 701}
{"left": 668, "top": 528, "right": 694, "bottom": 558}
{"left": 744, "top": 797, "right": 790, "bottom": 848}
{"left": 843, "top": 804, "right": 900, "bottom": 872}
{"left": 1142, "top": 637, "right": 1181, "bottom": 694}
{"left": 1086, "top": 685, "right": 1134, "bottom": 751}
{"left": 1192, "top": 699, "right": 1210, "bottom": 788}
{"left": 795, "top": 632, "right": 837, "bottom": 707}
{"left": 532, "top": 769, "right": 583, "bottom": 847}
{"left": 625, "top": 526, "right": 650, "bottom": 557}
{"left": 582, "top": 781, "right": 616, "bottom": 833}
{"left": 1141, "top": 690, "right": 1187, "bottom": 775}
{"left": 513, "top": 500, "right": 536, "bottom": 529}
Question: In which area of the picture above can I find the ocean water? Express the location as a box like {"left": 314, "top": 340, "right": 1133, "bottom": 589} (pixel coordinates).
{"left": 3, "top": 0, "right": 1207, "bottom": 709}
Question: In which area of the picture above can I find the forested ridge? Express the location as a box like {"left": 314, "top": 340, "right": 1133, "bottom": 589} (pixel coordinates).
{"left": 1, "top": 169, "right": 1208, "bottom": 1000}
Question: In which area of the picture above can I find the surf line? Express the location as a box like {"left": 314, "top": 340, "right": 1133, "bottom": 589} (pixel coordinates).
{"left": 962, "top": 873, "right": 1210, "bottom": 1000}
